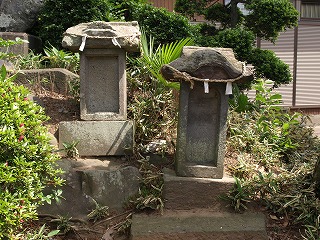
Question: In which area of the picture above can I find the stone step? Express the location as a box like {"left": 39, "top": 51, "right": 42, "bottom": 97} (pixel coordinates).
{"left": 131, "top": 210, "right": 268, "bottom": 240}
{"left": 163, "top": 169, "right": 235, "bottom": 211}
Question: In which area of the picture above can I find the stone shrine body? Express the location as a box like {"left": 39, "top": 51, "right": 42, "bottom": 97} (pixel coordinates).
{"left": 161, "top": 47, "right": 253, "bottom": 178}
{"left": 59, "top": 21, "right": 140, "bottom": 156}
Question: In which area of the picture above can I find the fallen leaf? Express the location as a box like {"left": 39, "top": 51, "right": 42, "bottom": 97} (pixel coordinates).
{"left": 101, "top": 227, "right": 114, "bottom": 240}
{"left": 269, "top": 214, "right": 279, "bottom": 220}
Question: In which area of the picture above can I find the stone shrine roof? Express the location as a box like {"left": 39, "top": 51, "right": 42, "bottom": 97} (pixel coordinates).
{"left": 62, "top": 21, "right": 141, "bottom": 52}
{"left": 161, "top": 47, "right": 253, "bottom": 88}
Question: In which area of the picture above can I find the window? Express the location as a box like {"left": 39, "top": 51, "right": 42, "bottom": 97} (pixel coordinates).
{"left": 301, "top": 0, "right": 320, "bottom": 19}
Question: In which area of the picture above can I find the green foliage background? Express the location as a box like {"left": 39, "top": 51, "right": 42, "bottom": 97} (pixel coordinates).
{"left": 30, "top": 0, "right": 111, "bottom": 47}
{"left": 29, "top": 0, "right": 193, "bottom": 48}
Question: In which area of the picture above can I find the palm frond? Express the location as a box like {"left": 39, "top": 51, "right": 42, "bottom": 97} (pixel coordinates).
{"left": 140, "top": 30, "right": 194, "bottom": 89}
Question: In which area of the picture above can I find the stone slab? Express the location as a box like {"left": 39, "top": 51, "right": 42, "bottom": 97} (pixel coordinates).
{"left": 38, "top": 157, "right": 141, "bottom": 218}
{"left": 59, "top": 121, "right": 134, "bottom": 156}
{"left": 80, "top": 48, "right": 126, "bottom": 120}
{"left": 163, "top": 169, "right": 234, "bottom": 211}
{"left": 0, "top": 32, "right": 42, "bottom": 55}
{"left": 16, "top": 68, "right": 79, "bottom": 96}
{"left": 131, "top": 211, "right": 268, "bottom": 240}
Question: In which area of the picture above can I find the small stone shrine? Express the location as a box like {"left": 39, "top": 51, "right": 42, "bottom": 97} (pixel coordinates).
{"left": 161, "top": 47, "right": 253, "bottom": 178}
{"left": 59, "top": 21, "right": 140, "bottom": 156}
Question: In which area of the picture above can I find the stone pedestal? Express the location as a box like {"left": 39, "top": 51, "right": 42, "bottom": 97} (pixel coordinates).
{"left": 59, "top": 121, "right": 134, "bottom": 156}
{"left": 60, "top": 21, "right": 140, "bottom": 156}
{"left": 131, "top": 169, "right": 268, "bottom": 240}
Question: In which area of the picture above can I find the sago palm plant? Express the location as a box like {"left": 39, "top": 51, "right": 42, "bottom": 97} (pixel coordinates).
{"left": 139, "top": 31, "right": 194, "bottom": 89}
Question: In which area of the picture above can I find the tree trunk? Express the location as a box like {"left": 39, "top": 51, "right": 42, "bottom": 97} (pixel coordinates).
{"left": 230, "top": 0, "right": 240, "bottom": 28}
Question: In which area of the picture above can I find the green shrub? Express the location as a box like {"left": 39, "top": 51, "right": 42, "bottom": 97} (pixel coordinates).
{"left": 13, "top": 51, "right": 43, "bottom": 70}
{"left": 108, "top": 0, "right": 147, "bottom": 20}
{"left": 246, "top": 0, "right": 298, "bottom": 42}
{"left": 249, "top": 48, "right": 292, "bottom": 87}
{"left": 174, "top": 0, "right": 208, "bottom": 20}
{"left": 13, "top": 45, "right": 80, "bottom": 75}
{"left": 211, "top": 27, "right": 255, "bottom": 61}
{"left": 0, "top": 66, "right": 64, "bottom": 238}
{"left": 29, "top": 0, "right": 111, "bottom": 48}
{"left": 191, "top": 23, "right": 217, "bottom": 47}
{"left": 204, "top": 3, "right": 233, "bottom": 28}
{"left": 131, "top": 4, "right": 193, "bottom": 46}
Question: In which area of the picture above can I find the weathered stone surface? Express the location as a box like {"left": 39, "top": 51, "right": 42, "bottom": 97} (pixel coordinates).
{"left": 16, "top": 68, "right": 79, "bottom": 96}
{"left": 161, "top": 47, "right": 253, "bottom": 178}
{"left": 62, "top": 21, "right": 141, "bottom": 52}
{"left": 174, "top": 80, "right": 228, "bottom": 178}
{"left": 59, "top": 121, "right": 134, "bottom": 156}
{"left": 0, "top": 32, "right": 42, "bottom": 56}
{"left": 163, "top": 169, "right": 234, "bottom": 210}
{"left": 161, "top": 46, "right": 253, "bottom": 85}
{"left": 131, "top": 211, "right": 268, "bottom": 240}
{"left": 0, "top": 59, "right": 14, "bottom": 70}
{"left": 0, "top": 0, "right": 44, "bottom": 32}
{"left": 79, "top": 48, "right": 127, "bottom": 120}
{"left": 38, "top": 158, "right": 141, "bottom": 218}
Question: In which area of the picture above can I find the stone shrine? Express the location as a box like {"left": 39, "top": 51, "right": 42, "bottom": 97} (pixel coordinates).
{"left": 161, "top": 47, "right": 253, "bottom": 178}
{"left": 60, "top": 21, "right": 140, "bottom": 156}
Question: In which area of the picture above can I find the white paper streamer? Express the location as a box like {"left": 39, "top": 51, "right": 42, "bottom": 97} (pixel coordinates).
{"left": 204, "top": 80, "right": 209, "bottom": 93}
{"left": 112, "top": 37, "right": 121, "bottom": 48}
{"left": 225, "top": 82, "right": 233, "bottom": 95}
{"left": 79, "top": 35, "right": 87, "bottom": 51}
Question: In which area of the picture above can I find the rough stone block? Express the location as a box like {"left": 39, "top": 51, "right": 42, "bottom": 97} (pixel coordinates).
{"left": 16, "top": 68, "right": 79, "bottom": 96}
{"left": 80, "top": 48, "right": 126, "bottom": 120}
{"left": 38, "top": 158, "right": 141, "bottom": 218}
{"left": 59, "top": 121, "right": 134, "bottom": 156}
{"left": 0, "top": 32, "right": 42, "bottom": 55}
{"left": 163, "top": 170, "right": 234, "bottom": 211}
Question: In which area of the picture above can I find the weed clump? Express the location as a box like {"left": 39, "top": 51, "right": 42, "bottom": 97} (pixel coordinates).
{"left": 226, "top": 79, "right": 320, "bottom": 238}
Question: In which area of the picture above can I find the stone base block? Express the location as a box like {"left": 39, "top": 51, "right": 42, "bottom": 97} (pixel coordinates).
{"left": 38, "top": 158, "right": 141, "bottom": 218}
{"left": 131, "top": 211, "right": 268, "bottom": 240}
{"left": 59, "top": 120, "right": 134, "bottom": 156}
{"left": 163, "top": 169, "right": 234, "bottom": 211}
{"left": 0, "top": 32, "right": 42, "bottom": 56}
{"left": 177, "top": 163, "right": 224, "bottom": 179}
